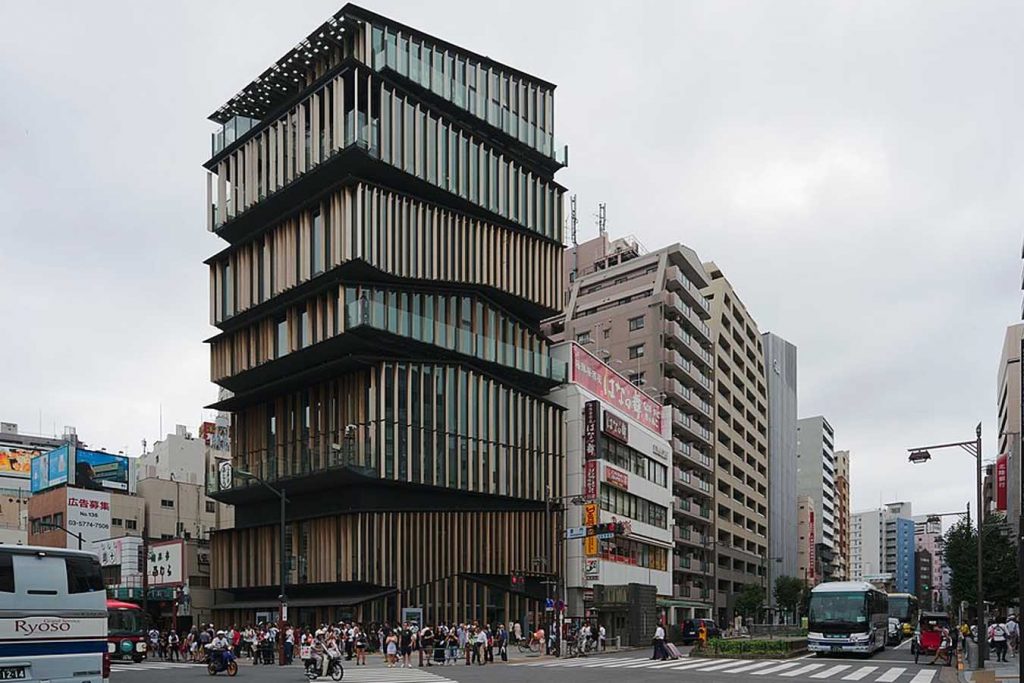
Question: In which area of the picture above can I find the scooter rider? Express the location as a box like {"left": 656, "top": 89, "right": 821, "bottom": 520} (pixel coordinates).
{"left": 309, "top": 629, "right": 328, "bottom": 674}
{"left": 209, "top": 631, "right": 231, "bottom": 668}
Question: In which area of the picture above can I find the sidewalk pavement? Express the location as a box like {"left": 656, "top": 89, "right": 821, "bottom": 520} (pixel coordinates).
{"left": 959, "top": 641, "right": 1021, "bottom": 683}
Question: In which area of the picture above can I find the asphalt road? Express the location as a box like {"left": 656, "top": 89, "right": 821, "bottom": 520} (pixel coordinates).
{"left": 110, "top": 640, "right": 954, "bottom": 683}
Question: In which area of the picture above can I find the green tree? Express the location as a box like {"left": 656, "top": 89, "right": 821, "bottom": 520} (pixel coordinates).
{"left": 774, "top": 575, "right": 805, "bottom": 621}
{"left": 944, "top": 512, "right": 1018, "bottom": 610}
{"left": 735, "top": 584, "right": 765, "bottom": 620}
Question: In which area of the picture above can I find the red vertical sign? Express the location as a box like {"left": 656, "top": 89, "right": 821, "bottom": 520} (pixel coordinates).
{"left": 584, "top": 460, "right": 598, "bottom": 500}
{"left": 996, "top": 453, "right": 1008, "bottom": 510}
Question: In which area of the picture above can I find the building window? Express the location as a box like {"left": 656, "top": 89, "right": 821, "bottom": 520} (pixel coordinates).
{"left": 602, "top": 328, "right": 610, "bottom": 339}
{"left": 205, "top": 501, "right": 216, "bottom": 514}
{"left": 576, "top": 331, "right": 591, "bottom": 344}
{"left": 628, "top": 371, "right": 645, "bottom": 387}
{"left": 628, "top": 344, "right": 644, "bottom": 360}
{"left": 111, "top": 518, "right": 123, "bottom": 527}
{"left": 275, "top": 315, "right": 288, "bottom": 358}
{"left": 160, "top": 534, "right": 173, "bottom": 541}
{"left": 125, "top": 519, "right": 138, "bottom": 530}
{"left": 628, "top": 315, "right": 645, "bottom": 331}
{"left": 160, "top": 499, "right": 174, "bottom": 509}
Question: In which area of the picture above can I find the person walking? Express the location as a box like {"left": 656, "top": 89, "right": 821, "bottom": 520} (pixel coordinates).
{"left": 652, "top": 623, "right": 667, "bottom": 661}
{"left": 599, "top": 624, "right": 606, "bottom": 652}
{"left": 513, "top": 622, "right": 522, "bottom": 645}
{"left": 991, "top": 619, "right": 1009, "bottom": 663}
{"left": 497, "top": 624, "right": 508, "bottom": 662}
{"left": 474, "top": 626, "right": 487, "bottom": 665}
{"left": 1007, "top": 615, "right": 1019, "bottom": 658}
{"left": 385, "top": 630, "right": 399, "bottom": 668}
{"left": 168, "top": 631, "right": 180, "bottom": 662}
{"left": 698, "top": 622, "right": 709, "bottom": 652}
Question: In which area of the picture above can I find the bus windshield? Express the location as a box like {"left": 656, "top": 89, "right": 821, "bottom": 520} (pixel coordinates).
{"left": 809, "top": 592, "right": 868, "bottom": 627}
{"left": 108, "top": 607, "right": 146, "bottom": 636}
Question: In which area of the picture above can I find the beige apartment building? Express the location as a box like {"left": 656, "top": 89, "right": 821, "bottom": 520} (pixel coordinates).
{"left": 834, "top": 450, "right": 851, "bottom": 580}
{"left": 797, "top": 495, "right": 817, "bottom": 585}
{"left": 548, "top": 233, "right": 716, "bottom": 619}
{"left": 703, "top": 263, "right": 769, "bottom": 620}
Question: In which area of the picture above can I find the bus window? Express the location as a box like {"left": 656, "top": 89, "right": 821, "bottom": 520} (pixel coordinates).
{"left": 67, "top": 555, "right": 105, "bottom": 594}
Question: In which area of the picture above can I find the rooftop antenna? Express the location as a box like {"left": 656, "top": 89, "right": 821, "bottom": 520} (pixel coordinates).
{"left": 598, "top": 203, "right": 607, "bottom": 235}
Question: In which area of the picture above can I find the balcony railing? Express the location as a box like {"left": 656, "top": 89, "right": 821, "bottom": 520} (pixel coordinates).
{"left": 346, "top": 298, "right": 567, "bottom": 382}
{"left": 209, "top": 442, "right": 378, "bottom": 495}
{"left": 373, "top": 46, "right": 568, "bottom": 166}
{"left": 665, "top": 265, "right": 711, "bottom": 315}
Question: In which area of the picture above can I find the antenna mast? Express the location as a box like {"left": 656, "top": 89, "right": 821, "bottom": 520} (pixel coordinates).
{"left": 598, "top": 203, "right": 607, "bottom": 236}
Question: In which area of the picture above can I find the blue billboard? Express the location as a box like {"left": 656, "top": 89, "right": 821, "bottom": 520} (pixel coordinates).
{"left": 31, "top": 444, "right": 69, "bottom": 493}
{"left": 74, "top": 448, "right": 130, "bottom": 491}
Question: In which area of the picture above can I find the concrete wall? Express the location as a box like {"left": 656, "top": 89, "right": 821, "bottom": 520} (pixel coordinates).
{"left": 763, "top": 333, "right": 798, "bottom": 605}
{"left": 137, "top": 478, "right": 233, "bottom": 541}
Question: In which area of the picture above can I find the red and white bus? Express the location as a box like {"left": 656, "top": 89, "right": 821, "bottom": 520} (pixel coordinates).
{"left": 106, "top": 599, "right": 147, "bottom": 662}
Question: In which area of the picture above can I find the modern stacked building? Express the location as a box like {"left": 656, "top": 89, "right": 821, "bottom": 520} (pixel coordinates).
{"left": 203, "top": 5, "right": 568, "bottom": 626}
{"left": 548, "top": 234, "right": 716, "bottom": 621}
{"left": 702, "top": 263, "right": 769, "bottom": 620}
{"left": 996, "top": 323, "right": 1024, "bottom": 537}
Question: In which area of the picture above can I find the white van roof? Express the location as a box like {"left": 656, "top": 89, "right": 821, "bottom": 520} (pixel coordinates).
{"left": 811, "top": 581, "right": 881, "bottom": 593}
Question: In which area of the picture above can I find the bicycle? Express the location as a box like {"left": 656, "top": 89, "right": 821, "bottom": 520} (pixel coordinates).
{"left": 517, "top": 638, "right": 542, "bottom": 654}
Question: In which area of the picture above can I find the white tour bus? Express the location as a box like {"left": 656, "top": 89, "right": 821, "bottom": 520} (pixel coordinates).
{"left": 0, "top": 545, "right": 109, "bottom": 683}
{"left": 807, "top": 581, "right": 889, "bottom": 655}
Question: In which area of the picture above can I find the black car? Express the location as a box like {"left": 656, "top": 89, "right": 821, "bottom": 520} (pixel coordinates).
{"left": 679, "top": 619, "right": 721, "bottom": 644}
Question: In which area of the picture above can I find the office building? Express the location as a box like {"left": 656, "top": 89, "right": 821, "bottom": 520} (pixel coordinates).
{"left": 703, "top": 263, "right": 769, "bottom": 621}
{"left": 914, "top": 515, "right": 948, "bottom": 609}
{"left": 797, "top": 416, "right": 837, "bottom": 581}
{"left": 834, "top": 450, "right": 851, "bottom": 581}
{"left": 548, "top": 342, "right": 673, "bottom": 643}
{"left": 797, "top": 495, "right": 816, "bottom": 585}
{"left": 851, "top": 502, "right": 915, "bottom": 594}
{"left": 762, "top": 333, "right": 797, "bottom": 615}
{"left": 548, "top": 234, "right": 716, "bottom": 617}
{"left": 203, "top": 5, "right": 567, "bottom": 626}
{"left": 997, "top": 323, "right": 1024, "bottom": 537}
{"left": 136, "top": 424, "right": 234, "bottom": 540}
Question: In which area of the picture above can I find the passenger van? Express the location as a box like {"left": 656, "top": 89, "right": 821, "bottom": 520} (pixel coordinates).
{"left": 0, "top": 545, "right": 109, "bottom": 683}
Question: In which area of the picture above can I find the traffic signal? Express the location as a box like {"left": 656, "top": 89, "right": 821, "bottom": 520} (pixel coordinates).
{"left": 510, "top": 570, "right": 526, "bottom": 593}
{"left": 593, "top": 522, "right": 627, "bottom": 535}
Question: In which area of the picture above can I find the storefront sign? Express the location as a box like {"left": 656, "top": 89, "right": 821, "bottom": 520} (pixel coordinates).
{"left": 604, "top": 466, "right": 629, "bottom": 491}
{"left": 571, "top": 344, "right": 663, "bottom": 434}
{"left": 651, "top": 441, "right": 671, "bottom": 462}
{"left": 583, "top": 400, "right": 599, "bottom": 461}
{"left": 149, "top": 539, "right": 185, "bottom": 586}
{"left": 583, "top": 502, "right": 599, "bottom": 527}
{"left": 584, "top": 536, "right": 599, "bottom": 557}
{"left": 583, "top": 460, "right": 598, "bottom": 500}
{"left": 603, "top": 411, "right": 629, "bottom": 443}
{"left": 997, "top": 453, "right": 1008, "bottom": 510}
{"left": 583, "top": 559, "right": 599, "bottom": 579}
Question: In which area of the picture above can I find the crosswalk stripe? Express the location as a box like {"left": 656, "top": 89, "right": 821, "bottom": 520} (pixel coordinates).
{"left": 581, "top": 657, "right": 641, "bottom": 667}
{"left": 842, "top": 666, "right": 878, "bottom": 680}
{"left": 689, "top": 659, "right": 747, "bottom": 672}
{"left": 876, "top": 668, "right": 906, "bottom": 683}
{"left": 668, "top": 658, "right": 736, "bottom": 669}
{"left": 811, "top": 665, "right": 851, "bottom": 678}
{"left": 752, "top": 662, "right": 805, "bottom": 676}
{"left": 908, "top": 670, "right": 935, "bottom": 683}
{"left": 779, "top": 663, "right": 826, "bottom": 677}
{"left": 717, "top": 660, "right": 783, "bottom": 673}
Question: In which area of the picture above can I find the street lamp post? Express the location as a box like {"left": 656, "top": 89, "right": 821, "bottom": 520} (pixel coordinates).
{"left": 907, "top": 424, "right": 984, "bottom": 669}
{"left": 39, "top": 521, "right": 84, "bottom": 549}
{"left": 542, "top": 492, "right": 587, "bottom": 657}
{"left": 235, "top": 468, "right": 289, "bottom": 667}
{"left": 761, "top": 555, "right": 783, "bottom": 624}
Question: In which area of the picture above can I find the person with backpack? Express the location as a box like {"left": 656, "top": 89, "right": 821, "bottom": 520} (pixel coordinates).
{"left": 990, "top": 619, "right": 1009, "bottom": 662}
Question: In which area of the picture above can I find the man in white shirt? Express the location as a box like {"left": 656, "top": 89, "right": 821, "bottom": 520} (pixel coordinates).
{"left": 1006, "top": 615, "right": 1019, "bottom": 657}
{"left": 599, "top": 624, "right": 607, "bottom": 652}
{"left": 652, "top": 624, "right": 667, "bottom": 660}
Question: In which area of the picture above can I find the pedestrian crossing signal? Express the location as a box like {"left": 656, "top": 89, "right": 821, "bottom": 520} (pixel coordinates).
{"left": 510, "top": 570, "right": 526, "bottom": 592}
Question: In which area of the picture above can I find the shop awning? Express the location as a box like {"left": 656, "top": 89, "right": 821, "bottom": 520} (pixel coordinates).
{"left": 213, "top": 588, "right": 396, "bottom": 611}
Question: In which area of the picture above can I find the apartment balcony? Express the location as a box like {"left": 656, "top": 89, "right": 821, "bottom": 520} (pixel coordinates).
{"left": 672, "top": 406, "right": 713, "bottom": 446}
{"left": 672, "top": 437, "right": 714, "bottom": 472}
{"left": 674, "top": 496, "right": 713, "bottom": 524}
{"left": 675, "top": 526, "right": 709, "bottom": 550}
{"left": 673, "top": 466, "right": 711, "bottom": 496}
{"left": 680, "top": 303, "right": 713, "bottom": 344}
{"left": 665, "top": 265, "right": 711, "bottom": 319}
{"left": 677, "top": 357, "right": 713, "bottom": 396}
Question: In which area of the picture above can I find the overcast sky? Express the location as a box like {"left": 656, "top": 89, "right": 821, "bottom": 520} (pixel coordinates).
{"left": 2, "top": 0, "right": 1021, "bottom": 519}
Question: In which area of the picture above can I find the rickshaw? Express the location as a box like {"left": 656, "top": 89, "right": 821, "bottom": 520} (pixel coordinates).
{"left": 913, "top": 611, "right": 952, "bottom": 664}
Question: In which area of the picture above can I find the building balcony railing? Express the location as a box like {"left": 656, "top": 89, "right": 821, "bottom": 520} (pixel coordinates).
{"left": 665, "top": 265, "right": 711, "bottom": 317}
{"left": 211, "top": 115, "right": 260, "bottom": 157}
{"left": 672, "top": 406, "right": 713, "bottom": 445}
{"left": 345, "top": 298, "right": 567, "bottom": 383}
{"left": 680, "top": 303, "right": 712, "bottom": 344}
{"left": 208, "top": 441, "right": 379, "bottom": 496}
{"left": 373, "top": 44, "right": 568, "bottom": 166}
